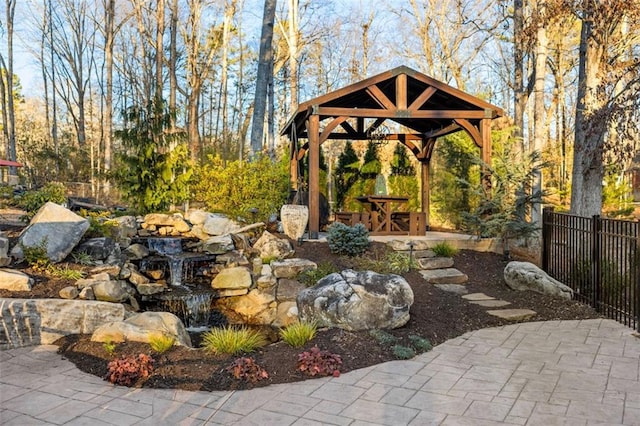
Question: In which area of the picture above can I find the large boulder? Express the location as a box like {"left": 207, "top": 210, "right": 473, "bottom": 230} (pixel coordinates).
{"left": 297, "top": 269, "right": 414, "bottom": 331}
{"left": 75, "top": 237, "right": 118, "bottom": 261}
{"left": 11, "top": 202, "right": 90, "bottom": 263}
{"left": 92, "top": 280, "right": 136, "bottom": 303}
{"left": 211, "top": 266, "right": 252, "bottom": 294}
{"left": 143, "top": 213, "right": 191, "bottom": 233}
{"left": 202, "top": 214, "right": 240, "bottom": 236}
{"left": 253, "top": 231, "right": 294, "bottom": 260}
{"left": 0, "top": 234, "right": 11, "bottom": 266}
{"left": 504, "top": 261, "right": 573, "bottom": 300}
{"left": 271, "top": 258, "right": 317, "bottom": 278}
{"left": 0, "top": 269, "right": 33, "bottom": 291}
{"left": 91, "top": 311, "right": 192, "bottom": 347}
{"left": 110, "top": 215, "right": 138, "bottom": 239}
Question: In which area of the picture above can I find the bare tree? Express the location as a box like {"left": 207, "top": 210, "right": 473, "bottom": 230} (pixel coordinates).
{"left": 0, "top": 0, "right": 17, "bottom": 181}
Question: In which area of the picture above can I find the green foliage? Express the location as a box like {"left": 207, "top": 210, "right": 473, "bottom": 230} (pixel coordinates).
{"left": 279, "top": 321, "right": 317, "bottom": 348}
{"left": 148, "top": 333, "right": 175, "bottom": 354}
{"left": 326, "top": 222, "right": 369, "bottom": 256}
{"left": 18, "top": 183, "right": 67, "bottom": 221}
{"left": 431, "top": 133, "right": 480, "bottom": 228}
{"left": 360, "top": 142, "right": 382, "bottom": 179}
{"left": 355, "top": 250, "right": 417, "bottom": 274}
{"left": 71, "top": 251, "right": 95, "bottom": 266}
{"left": 21, "top": 238, "right": 50, "bottom": 270}
{"left": 334, "top": 141, "right": 360, "bottom": 209}
{"left": 112, "top": 101, "right": 192, "bottom": 214}
{"left": 602, "top": 171, "right": 634, "bottom": 218}
{"left": 193, "top": 153, "right": 289, "bottom": 223}
{"left": 461, "top": 134, "right": 545, "bottom": 251}
{"left": 297, "top": 347, "right": 342, "bottom": 377}
{"left": 103, "top": 339, "right": 117, "bottom": 357}
{"left": 200, "top": 326, "right": 267, "bottom": 355}
{"left": 105, "top": 354, "right": 155, "bottom": 386}
{"left": 391, "top": 345, "right": 416, "bottom": 359}
{"left": 388, "top": 175, "right": 420, "bottom": 212}
{"left": 408, "top": 334, "right": 432, "bottom": 352}
{"left": 297, "top": 261, "right": 340, "bottom": 286}
{"left": 226, "top": 357, "right": 269, "bottom": 383}
{"left": 368, "top": 329, "right": 399, "bottom": 346}
{"left": 431, "top": 242, "right": 458, "bottom": 258}
{"left": 391, "top": 144, "right": 416, "bottom": 176}
{"left": 81, "top": 210, "right": 118, "bottom": 238}
{"left": 48, "top": 264, "right": 85, "bottom": 280}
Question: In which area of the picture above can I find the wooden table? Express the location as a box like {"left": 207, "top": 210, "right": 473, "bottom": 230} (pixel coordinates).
{"left": 356, "top": 195, "right": 409, "bottom": 234}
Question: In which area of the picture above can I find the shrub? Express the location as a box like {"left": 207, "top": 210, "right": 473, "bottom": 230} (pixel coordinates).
{"left": 18, "top": 182, "right": 67, "bottom": 221}
{"left": 226, "top": 357, "right": 269, "bottom": 383}
{"left": 192, "top": 153, "right": 290, "bottom": 223}
{"left": 103, "top": 339, "right": 117, "bottom": 357}
{"left": 431, "top": 242, "right": 458, "bottom": 258}
{"left": 279, "top": 321, "right": 317, "bottom": 348}
{"left": 368, "top": 329, "right": 399, "bottom": 346}
{"left": 105, "top": 354, "right": 154, "bottom": 386}
{"left": 201, "top": 326, "right": 266, "bottom": 355}
{"left": 326, "top": 222, "right": 369, "bottom": 256}
{"left": 408, "top": 334, "right": 432, "bottom": 353}
{"left": 148, "top": 333, "right": 175, "bottom": 354}
{"left": 356, "top": 251, "right": 416, "bottom": 275}
{"left": 21, "top": 238, "right": 50, "bottom": 271}
{"left": 392, "top": 345, "right": 416, "bottom": 360}
{"left": 297, "top": 262, "right": 339, "bottom": 287}
{"left": 48, "top": 264, "right": 85, "bottom": 280}
{"left": 71, "top": 251, "right": 95, "bottom": 266}
{"left": 297, "top": 347, "right": 342, "bottom": 377}
{"left": 81, "top": 210, "right": 118, "bottom": 238}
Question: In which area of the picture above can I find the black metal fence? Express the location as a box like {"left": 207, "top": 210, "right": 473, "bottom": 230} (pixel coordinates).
{"left": 542, "top": 207, "right": 640, "bottom": 331}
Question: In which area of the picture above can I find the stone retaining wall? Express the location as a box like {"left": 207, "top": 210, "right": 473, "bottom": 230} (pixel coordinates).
{"left": 1, "top": 298, "right": 126, "bottom": 349}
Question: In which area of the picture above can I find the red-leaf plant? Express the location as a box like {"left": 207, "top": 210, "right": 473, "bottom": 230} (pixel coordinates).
{"left": 297, "top": 346, "right": 342, "bottom": 377}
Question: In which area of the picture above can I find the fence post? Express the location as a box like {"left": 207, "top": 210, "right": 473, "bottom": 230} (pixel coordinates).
{"left": 542, "top": 207, "right": 554, "bottom": 271}
{"left": 591, "top": 215, "right": 601, "bottom": 312}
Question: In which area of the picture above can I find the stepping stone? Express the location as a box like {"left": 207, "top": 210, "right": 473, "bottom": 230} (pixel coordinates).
{"left": 487, "top": 309, "right": 536, "bottom": 321}
{"left": 419, "top": 268, "right": 468, "bottom": 284}
{"left": 469, "top": 300, "right": 512, "bottom": 307}
{"left": 434, "top": 284, "right": 468, "bottom": 295}
{"left": 418, "top": 257, "right": 454, "bottom": 270}
{"left": 462, "top": 293, "right": 495, "bottom": 301}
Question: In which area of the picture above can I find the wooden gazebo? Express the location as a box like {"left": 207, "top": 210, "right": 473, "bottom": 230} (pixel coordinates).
{"left": 281, "top": 65, "right": 504, "bottom": 238}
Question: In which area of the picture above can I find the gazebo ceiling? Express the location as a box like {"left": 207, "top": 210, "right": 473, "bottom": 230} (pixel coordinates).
{"left": 281, "top": 65, "right": 504, "bottom": 140}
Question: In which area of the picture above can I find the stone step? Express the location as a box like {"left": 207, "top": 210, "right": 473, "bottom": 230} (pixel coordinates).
{"left": 418, "top": 257, "right": 454, "bottom": 270}
{"left": 461, "top": 293, "right": 495, "bottom": 301}
{"left": 486, "top": 309, "right": 536, "bottom": 321}
{"left": 434, "top": 284, "right": 468, "bottom": 295}
{"left": 419, "top": 268, "right": 468, "bottom": 284}
{"left": 468, "top": 299, "right": 512, "bottom": 308}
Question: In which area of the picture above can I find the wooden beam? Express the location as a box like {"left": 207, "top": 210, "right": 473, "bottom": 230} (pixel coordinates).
{"left": 340, "top": 120, "right": 358, "bottom": 135}
{"left": 396, "top": 73, "right": 407, "bottom": 109}
{"left": 366, "top": 85, "right": 396, "bottom": 110}
{"left": 308, "top": 114, "right": 320, "bottom": 239}
{"left": 365, "top": 118, "right": 386, "bottom": 135}
{"left": 454, "top": 118, "right": 482, "bottom": 148}
{"left": 320, "top": 116, "right": 349, "bottom": 143}
{"left": 422, "top": 122, "right": 461, "bottom": 139}
{"left": 409, "top": 86, "right": 436, "bottom": 111}
{"left": 315, "top": 107, "right": 487, "bottom": 119}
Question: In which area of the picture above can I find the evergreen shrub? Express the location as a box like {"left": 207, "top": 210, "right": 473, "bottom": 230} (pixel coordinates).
{"left": 326, "top": 222, "right": 369, "bottom": 256}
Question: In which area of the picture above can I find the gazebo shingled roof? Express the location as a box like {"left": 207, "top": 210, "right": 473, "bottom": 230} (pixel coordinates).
{"left": 281, "top": 65, "right": 504, "bottom": 238}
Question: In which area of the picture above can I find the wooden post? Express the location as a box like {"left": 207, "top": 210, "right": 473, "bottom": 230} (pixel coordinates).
{"left": 481, "top": 118, "right": 492, "bottom": 189}
{"left": 308, "top": 114, "right": 320, "bottom": 239}
{"left": 421, "top": 160, "right": 430, "bottom": 229}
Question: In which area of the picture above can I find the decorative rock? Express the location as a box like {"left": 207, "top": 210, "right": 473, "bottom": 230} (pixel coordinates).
{"left": 128, "top": 270, "right": 150, "bottom": 286}
{"left": 413, "top": 250, "right": 436, "bottom": 259}
{"left": 271, "top": 258, "right": 317, "bottom": 279}
{"left": 433, "top": 284, "right": 468, "bottom": 295}
{"left": 297, "top": 269, "right": 414, "bottom": 331}
{"left": 185, "top": 209, "right": 210, "bottom": 225}
{"left": 146, "top": 270, "right": 164, "bottom": 280}
{"left": 190, "top": 224, "right": 211, "bottom": 241}
{"left": 253, "top": 231, "right": 294, "bottom": 260}
{"left": 200, "top": 235, "right": 235, "bottom": 254}
{"left": 504, "top": 261, "right": 573, "bottom": 299}
{"left": 89, "top": 264, "right": 121, "bottom": 279}
{"left": 256, "top": 274, "right": 277, "bottom": 290}
{"left": 92, "top": 280, "right": 135, "bottom": 303}
{"left": 280, "top": 204, "right": 309, "bottom": 241}
{"left": 111, "top": 215, "right": 138, "bottom": 239}
{"left": 135, "top": 282, "right": 167, "bottom": 296}
{"left": 202, "top": 214, "right": 240, "bottom": 236}
{"left": 0, "top": 235, "right": 11, "bottom": 267}
{"left": 123, "top": 243, "right": 149, "bottom": 260}
{"left": 276, "top": 279, "right": 306, "bottom": 301}
{"left": 418, "top": 257, "right": 455, "bottom": 270}
{"left": 211, "top": 266, "right": 252, "bottom": 290}
{"left": 11, "top": 202, "right": 89, "bottom": 263}
{"left": 468, "top": 300, "right": 511, "bottom": 307}
{"left": 1, "top": 299, "right": 125, "bottom": 348}
{"left": 144, "top": 213, "right": 190, "bottom": 233}
{"left": 217, "top": 288, "right": 249, "bottom": 297}
{"left": 217, "top": 289, "right": 276, "bottom": 325}
{"left": 216, "top": 251, "right": 249, "bottom": 267}
{"left": 273, "top": 301, "right": 299, "bottom": 328}
{"left": 0, "top": 269, "right": 33, "bottom": 291}
{"left": 419, "top": 268, "right": 468, "bottom": 284}
{"left": 76, "top": 272, "right": 111, "bottom": 289}
{"left": 91, "top": 311, "right": 192, "bottom": 347}
{"left": 59, "top": 286, "right": 79, "bottom": 299}
{"left": 78, "top": 286, "right": 95, "bottom": 300}
{"left": 487, "top": 309, "right": 536, "bottom": 321}
{"left": 75, "top": 237, "right": 118, "bottom": 261}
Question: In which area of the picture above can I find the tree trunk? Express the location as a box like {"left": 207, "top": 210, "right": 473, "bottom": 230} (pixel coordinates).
{"left": 571, "top": 5, "right": 605, "bottom": 217}
{"left": 531, "top": 2, "right": 547, "bottom": 226}
{"left": 169, "top": 0, "right": 178, "bottom": 129}
{"left": 249, "top": 0, "right": 277, "bottom": 157}
{"left": 513, "top": 0, "right": 525, "bottom": 152}
{"left": 155, "top": 0, "right": 165, "bottom": 103}
{"left": 103, "top": 0, "right": 115, "bottom": 196}
{"left": 4, "top": 0, "right": 17, "bottom": 179}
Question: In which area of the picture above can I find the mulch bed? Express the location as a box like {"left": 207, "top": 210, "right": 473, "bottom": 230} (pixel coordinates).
{"left": 3, "top": 238, "right": 601, "bottom": 391}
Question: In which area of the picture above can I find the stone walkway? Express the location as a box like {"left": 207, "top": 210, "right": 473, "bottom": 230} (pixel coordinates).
{"left": 2, "top": 319, "right": 639, "bottom": 425}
